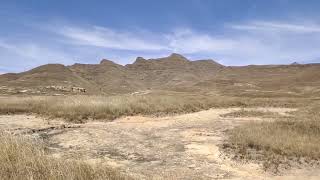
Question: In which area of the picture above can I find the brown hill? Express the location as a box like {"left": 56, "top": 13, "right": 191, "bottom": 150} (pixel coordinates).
{"left": 0, "top": 53, "right": 319, "bottom": 96}
{"left": 125, "top": 54, "right": 224, "bottom": 91}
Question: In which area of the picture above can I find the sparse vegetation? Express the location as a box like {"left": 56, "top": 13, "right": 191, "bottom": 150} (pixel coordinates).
{"left": 227, "top": 102, "right": 320, "bottom": 170}
{"left": 0, "top": 94, "right": 319, "bottom": 177}
{"left": 221, "top": 109, "right": 278, "bottom": 118}
{"left": 0, "top": 132, "right": 126, "bottom": 180}
{"left": 0, "top": 94, "right": 307, "bottom": 122}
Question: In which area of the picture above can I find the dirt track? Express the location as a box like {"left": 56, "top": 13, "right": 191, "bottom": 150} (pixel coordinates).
{"left": 1, "top": 107, "right": 319, "bottom": 179}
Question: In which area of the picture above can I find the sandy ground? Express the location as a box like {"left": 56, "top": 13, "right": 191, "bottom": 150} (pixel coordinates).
{"left": 0, "top": 107, "right": 319, "bottom": 179}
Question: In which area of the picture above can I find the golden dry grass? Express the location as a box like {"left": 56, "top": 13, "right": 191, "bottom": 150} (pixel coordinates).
{"left": 0, "top": 132, "right": 126, "bottom": 180}
{"left": 0, "top": 95, "right": 216, "bottom": 122}
{"left": 0, "top": 93, "right": 319, "bottom": 176}
{"left": 0, "top": 94, "right": 308, "bottom": 122}
{"left": 220, "top": 109, "right": 278, "bottom": 118}
{"left": 228, "top": 102, "right": 320, "bottom": 169}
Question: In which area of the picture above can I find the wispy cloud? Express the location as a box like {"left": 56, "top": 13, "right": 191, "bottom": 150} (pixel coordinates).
{"left": 230, "top": 21, "right": 320, "bottom": 33}
{"left": 1, "top": 19, "right": 320, "bottom": 73}
{"left": 55, "top": 25, "right": 238, "bottom": 54}
{"left": 161, "top": 21, "right": 320, "bottom": 64}
{"left": 166, "top": 28, "right": 236, "bottom": 54}
{"left": 226, "top": 21, "right": 320, "bottom": 64}
{"left": 48, "top": 21, "right": 320, "bottom": 65}
{"left": 0, "top": 39, "right": 77, "bottom": 73}
{"left": 57, "top": 25, "right": 168, "bottom": 51}
{"left": 0, "top": 41, "right": 72, "bottom": 62}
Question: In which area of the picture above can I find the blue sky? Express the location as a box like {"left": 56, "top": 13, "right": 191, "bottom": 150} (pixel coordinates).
{"left": 1, "top": 0, "right": 320, "bottom": 73}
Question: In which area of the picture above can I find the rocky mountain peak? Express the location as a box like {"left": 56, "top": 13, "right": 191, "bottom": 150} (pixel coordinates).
{"left": 100, "top": 59, "right": 119, "bottom": 66}
{"left": 134, "top": 57, "right": 147, "bottom": 64}
{"left": 166, "top": 53, "right": 189, "bottom": 62}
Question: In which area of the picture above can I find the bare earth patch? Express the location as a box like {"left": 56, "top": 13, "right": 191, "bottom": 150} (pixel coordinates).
{"left": 0, "top": 107, "right": 319, "bottom": 179}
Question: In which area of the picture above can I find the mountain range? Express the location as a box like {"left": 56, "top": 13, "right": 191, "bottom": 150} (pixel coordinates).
{"left": 1, "top": 53, "right": 320, "bottom": 96}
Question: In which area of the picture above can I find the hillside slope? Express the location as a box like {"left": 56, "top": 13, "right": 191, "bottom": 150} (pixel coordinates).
{"left": 0, "top": 53, "right": 319, "bottom": 96}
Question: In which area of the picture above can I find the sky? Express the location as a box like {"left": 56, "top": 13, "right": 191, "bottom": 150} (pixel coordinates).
{"left": 1, "top": 0, "right": 320, "bottom": 73}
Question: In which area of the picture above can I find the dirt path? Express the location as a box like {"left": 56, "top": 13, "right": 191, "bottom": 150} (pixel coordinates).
{"left": 1, "top": 107, "right": 319, "bottom": 179}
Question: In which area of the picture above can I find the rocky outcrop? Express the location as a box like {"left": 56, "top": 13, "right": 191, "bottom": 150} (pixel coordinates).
{"left": 71, "top": 87, "right": 86, "bottom": 93}
{"left": 45, "top": 86, "right": 86, "bottom": 93}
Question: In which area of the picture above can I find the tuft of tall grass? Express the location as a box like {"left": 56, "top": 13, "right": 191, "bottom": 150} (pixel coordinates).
{"left": 0, "top": 132, "right": 126, "bottom": 180}
{"left": 228, "top": 102, "right": 320, "bottom": 166}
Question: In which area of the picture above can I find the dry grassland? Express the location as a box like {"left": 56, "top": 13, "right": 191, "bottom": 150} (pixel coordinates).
{"left": 227, "top": 102, "right": 320, "bottom": 170}
{"left": 0, "top": 132, "right": 127, "bottom": 180}
{"left": 0, "top": 94, "right": 307, "bottom": 122}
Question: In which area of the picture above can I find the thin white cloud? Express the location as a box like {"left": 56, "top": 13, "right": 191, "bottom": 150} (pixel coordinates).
{"left": 162, "top": 21, "right": 320, "bottom": 65}
{"left": 49, "top": 22, "right": 320, "bottom": 65}
{"left": 221, "top": 20, "right": 320, "bottom": 64}
{"left": 56, "top": 25, "right": 238, "bottom": 54}
{"left": 231, "top": 21, "right": 320, "bottom": 33}
{"left": 1, "top": 19, "right": 320, "bottom": 74}
{"left": 0, "top": 39, "right": 78, "bottom": 73}
{"left": 57, "top": 25, "right": 168, "bottom": 51}
{"left": 0, "top": 41, "right": 71, "bottom": 62}
{"left": 166, "top": 29, "right": 236, "bottom": 54}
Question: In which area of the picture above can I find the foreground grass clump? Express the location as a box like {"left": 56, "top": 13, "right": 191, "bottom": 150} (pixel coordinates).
{"left": 0, "top": 132, "right": 126, "bottom": 180}
{"left": 228, "top": 102, "right": 320, "bottom": 169}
